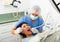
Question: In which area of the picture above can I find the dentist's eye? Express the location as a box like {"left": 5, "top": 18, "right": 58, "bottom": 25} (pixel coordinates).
{"left": 32, "top": 13, "right": 38, "bottom": 16}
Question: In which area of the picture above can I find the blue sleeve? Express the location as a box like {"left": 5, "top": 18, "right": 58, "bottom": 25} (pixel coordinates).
{"left": 37, "top": 17, "right": 44, "bottom": 31}
{"left": 15, "top": 16, "right": 25, "bottom": 29}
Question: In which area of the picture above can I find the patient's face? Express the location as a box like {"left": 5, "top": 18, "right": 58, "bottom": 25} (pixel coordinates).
{"left": 21, "top": 23, "right": 32, "bottom": 36}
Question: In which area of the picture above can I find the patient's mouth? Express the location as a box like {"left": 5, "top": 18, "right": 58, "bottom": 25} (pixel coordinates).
{"left": 28, "top": 29, "right": 31, "bottom": 31}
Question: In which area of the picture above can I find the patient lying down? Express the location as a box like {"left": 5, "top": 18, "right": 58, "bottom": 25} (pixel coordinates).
{"left": 17, "top": 22, "right": 51, "bottom": 42}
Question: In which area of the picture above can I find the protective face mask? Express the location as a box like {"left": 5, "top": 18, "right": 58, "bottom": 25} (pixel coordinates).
{"left": 30, "top": 14, "right": 38, "bottom": 20}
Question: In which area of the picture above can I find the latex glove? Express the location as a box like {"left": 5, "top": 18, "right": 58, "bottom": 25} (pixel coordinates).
{"left": 31, "top": 28, "right": 39, "bottom": 33}
{"left": 15, "top": 28, "right": 22, "bottom": 34}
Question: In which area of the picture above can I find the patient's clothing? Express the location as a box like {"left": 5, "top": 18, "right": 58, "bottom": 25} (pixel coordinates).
{"left": 21, "top": 29, "right": 50, "bottom": 42}
{"left": 22, "top": 33, "right": 42, "bottom": 42}
{"left": 15, "top": 15, "right": 44, "bottom": 31}
{"left": 22, "top": 36, "right": 33, "bottom": 42}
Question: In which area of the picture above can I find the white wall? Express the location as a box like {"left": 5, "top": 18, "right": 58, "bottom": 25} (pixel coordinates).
{"left": 0, "top": 0, "right": 30, "bottom": 14}
{"left": 48, "top": 0, "right": 60, "bottom": 27}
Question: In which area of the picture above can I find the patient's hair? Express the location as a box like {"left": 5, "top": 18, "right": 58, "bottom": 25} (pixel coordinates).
{"left": 16, "top": 22, "right": 28, "bottom": 28}
{"left": 19, "top": 22, "right": 28, "bottom": 38}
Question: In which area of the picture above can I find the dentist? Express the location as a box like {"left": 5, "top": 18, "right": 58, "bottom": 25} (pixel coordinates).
{"left": 11, "top": 5, "right": 44, "bottom": 35}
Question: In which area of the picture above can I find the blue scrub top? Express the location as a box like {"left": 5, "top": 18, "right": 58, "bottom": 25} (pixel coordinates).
{"left": 15, "top": 15, "right": 44, "bottom": 31}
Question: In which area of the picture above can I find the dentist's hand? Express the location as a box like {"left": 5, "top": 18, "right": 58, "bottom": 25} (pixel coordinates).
{"left": 31, "top": 28, "right": 39, "bottom": 33}
{"left": 15, "top": 28, "right": 22, "bottom": 34}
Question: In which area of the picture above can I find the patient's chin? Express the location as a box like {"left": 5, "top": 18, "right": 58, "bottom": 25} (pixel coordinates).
{"left": 28, "top": 31, "right": 32, "bottom": 35}
{"left": 26, "top": 29, "right": 32, "bottom": 35}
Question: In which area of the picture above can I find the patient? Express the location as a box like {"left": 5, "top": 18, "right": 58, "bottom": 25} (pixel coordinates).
{"left": 18, "top": 21, "right": 60, "bottom": 42}
{"left": 19, "top": 22, "right": 34, "bottom": 42}
{"left": 11, "top": 22, "right": 41, "bottom": 42}
{"left": 19, "top": 22, "right": 33, "bottom": 37}
{"left": 16, "top": 22, "right": 50, "bottom": 42}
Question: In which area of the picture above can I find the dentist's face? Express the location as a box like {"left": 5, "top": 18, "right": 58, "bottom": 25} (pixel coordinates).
{"left": 31, "top": 11, "right": 39, "bottom": 17}
{"left": 30, "top": 11, "right": 39, "bottom": 20}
